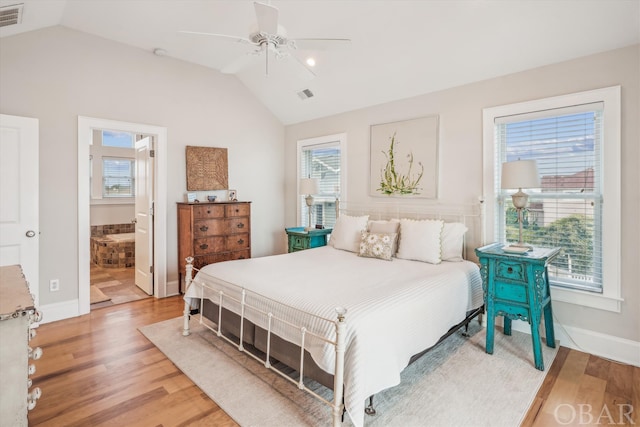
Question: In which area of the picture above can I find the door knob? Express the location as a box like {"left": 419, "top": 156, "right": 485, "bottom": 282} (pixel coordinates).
{"left": 26, "top": 230, "right": 36, "bottom": 238}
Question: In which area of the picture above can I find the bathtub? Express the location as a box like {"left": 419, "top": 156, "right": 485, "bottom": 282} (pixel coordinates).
{"left": 106, "top": 232, "right": 135, "bottom": 242}
{"left": 91, "top": 233, "right": 135, "bottom": 268}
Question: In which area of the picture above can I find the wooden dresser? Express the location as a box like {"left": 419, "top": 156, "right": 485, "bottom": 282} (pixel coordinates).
{"left": 0, "top": 265, "right": 43, "bottom": 425}
{"left": 177, "top": 201, "right": 251, "bottom": 291}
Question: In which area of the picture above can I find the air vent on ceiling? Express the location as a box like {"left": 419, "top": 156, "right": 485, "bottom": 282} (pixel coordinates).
{"left": 297, "top": 88, "right": 314, "bottom": 100}
{"left": 0, "top": 3, "right": 24, "bottom": 28}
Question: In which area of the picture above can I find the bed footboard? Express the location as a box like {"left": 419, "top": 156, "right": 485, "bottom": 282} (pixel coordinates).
{"left": 182, "top": 257, "right": 348, "bottom": 427}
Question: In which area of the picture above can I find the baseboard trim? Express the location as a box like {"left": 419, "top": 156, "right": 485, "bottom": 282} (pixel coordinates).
{"left": 40, "top": 299, "right": 80, "bottom": 324}
{"left": 509, "top": 319, "right": 640, "bottom": 367}
{"left": 166, "top": 280, "right": 180, "bottom": 297}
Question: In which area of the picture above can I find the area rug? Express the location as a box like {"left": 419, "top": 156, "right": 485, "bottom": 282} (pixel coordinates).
{"left": 90, "top": 285, "right": 111, "bottom": 304}
{"left": 140, "top": 317, "right": 558, "bottom": 427}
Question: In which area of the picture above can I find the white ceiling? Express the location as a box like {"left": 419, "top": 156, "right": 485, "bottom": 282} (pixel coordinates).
{"left": 1, "top": 0, "right": 639, "bottom": 125}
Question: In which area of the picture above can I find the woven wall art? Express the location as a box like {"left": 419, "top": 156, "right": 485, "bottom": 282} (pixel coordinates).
{"left": 186, "top": 146, "right": 228, "bottom": 190}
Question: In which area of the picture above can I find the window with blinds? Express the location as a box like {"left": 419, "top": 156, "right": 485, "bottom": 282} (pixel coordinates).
{"left": 299, "top": 142, "right": 341, "bottom": 228}
{"left": 494, "top": 104, "right": 603, "bottom": 292}
{"left": 103, "top": 157, "right": 135, "bottom": 198}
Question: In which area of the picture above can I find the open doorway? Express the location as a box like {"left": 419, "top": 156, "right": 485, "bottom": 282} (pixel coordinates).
{"left": 78, "top": 117, "right": 168, "bottom": 316}
{"left": 88, "top": 129, "right": 152, "bottom": 308}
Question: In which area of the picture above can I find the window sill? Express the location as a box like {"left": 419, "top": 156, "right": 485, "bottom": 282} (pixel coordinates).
{"left": 90, "top": 198, "right": 134, "bottom": 206}
{"left": 551, "top": 285, "right": 622, "bottom": 313}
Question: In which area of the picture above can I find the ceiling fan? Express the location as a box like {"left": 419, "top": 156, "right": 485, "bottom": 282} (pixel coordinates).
{"left": 180, "top": 1, "right": 351, "bottom": 76}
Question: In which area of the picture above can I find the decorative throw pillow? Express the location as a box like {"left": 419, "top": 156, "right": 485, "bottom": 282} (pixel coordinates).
{"left": 396, "top": 218, "right": 444, "bottom": 264}
{"left": 368, "top": 219, "right": 400, "bottom": 256}
{"left": 330, "top": 215, "right": 369, "bottom": 252}
{"left": 358, "top": 231, "right": 397, "bottom": 261}
{"left": 441, "top": 222, "right": 468, "bottom": 262}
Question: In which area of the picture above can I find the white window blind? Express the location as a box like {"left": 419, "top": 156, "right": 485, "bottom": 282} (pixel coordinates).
{"left": 495, "top": 103, "right": 603, "bottom": 292}
{"left": 103, "top": 157, "right": 135, "bottom": 198}
{"left": 300, "top": 142, "right": 341, "bottom": 228}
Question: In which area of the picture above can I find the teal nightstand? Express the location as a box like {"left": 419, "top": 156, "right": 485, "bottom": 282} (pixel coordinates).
{"left": 285, "top": 227, "right": 332, "bottom": 253}
{"left": 475, "top": 243, "right": 561, "bottom": 370}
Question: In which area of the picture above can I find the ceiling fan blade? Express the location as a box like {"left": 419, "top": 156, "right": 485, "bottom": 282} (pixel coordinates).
{"left": 254, "top": 1, "right": 279, "bottom": 34}
{"left": 292, "top": 38, "right": 352, "bottom": 51}
{"left": 178, "top": 30, "right": 254, "bottom": 45}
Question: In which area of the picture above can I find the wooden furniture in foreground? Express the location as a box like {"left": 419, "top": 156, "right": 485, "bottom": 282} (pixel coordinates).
{"left": 476, "top": 242, "right": 561, "bottom": 370}
{"left": 285, "top": 227, "right": 332, "bottom": 253}
{"left": 0, "top": 265, "right": 42, "bottom": 426}
{"left": 177, "top": 201, "right": 251, "bottom": 292}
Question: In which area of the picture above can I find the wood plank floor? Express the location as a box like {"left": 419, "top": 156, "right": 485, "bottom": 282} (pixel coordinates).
{"left": 29, "top": 296, "right": 639, "bottom": 426}
{"left": 29, "top": 296, "right": 237, "bottom": 426}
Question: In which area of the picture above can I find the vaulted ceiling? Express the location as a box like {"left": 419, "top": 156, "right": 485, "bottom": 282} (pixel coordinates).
{"left": 1, "top": 0, "right": 638, "bottom": 124}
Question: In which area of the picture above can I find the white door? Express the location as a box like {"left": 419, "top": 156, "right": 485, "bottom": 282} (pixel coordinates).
{"left": 0, "top": 114, "right": 39, "bottom": 304}
{"left": 134, "top": 136, "right": 153, "bottom": 295}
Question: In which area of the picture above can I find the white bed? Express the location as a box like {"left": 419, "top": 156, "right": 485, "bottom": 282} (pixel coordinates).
{"left": 184, "top": 243, "right": 483, "bottom": 426}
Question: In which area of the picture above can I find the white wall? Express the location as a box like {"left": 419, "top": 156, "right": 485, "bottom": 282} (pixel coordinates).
{"left": 285, "top": 45, "right": 640, "bottom": 354}
{"left": 0, "top": 26, "right": 286, "bottom": 306}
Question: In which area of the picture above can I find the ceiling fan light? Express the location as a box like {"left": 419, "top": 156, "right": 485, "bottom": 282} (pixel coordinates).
{"left": 305, "top": 57, "right": 316, "bottom": 67}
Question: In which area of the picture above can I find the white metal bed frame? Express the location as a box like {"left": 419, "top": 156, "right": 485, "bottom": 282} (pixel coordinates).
{"left": 182, "top": 200, "right": 484, "bottom": 426}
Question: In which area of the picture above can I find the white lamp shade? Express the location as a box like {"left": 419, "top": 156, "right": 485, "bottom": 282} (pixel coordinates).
{"left": 501, "top": 160, "right": 540, "bottom": 190}
{"left": 299, "top": 178, "right": 319, "bottom": 195}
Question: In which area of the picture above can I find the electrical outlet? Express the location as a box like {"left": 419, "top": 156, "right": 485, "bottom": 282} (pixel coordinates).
{"left": 49, "top": 279, "right": 59, "bottom": 292}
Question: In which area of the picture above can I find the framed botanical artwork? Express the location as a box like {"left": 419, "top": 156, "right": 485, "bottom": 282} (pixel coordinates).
{"left": 369, "top": 115, "right": 439, "bottom": 198}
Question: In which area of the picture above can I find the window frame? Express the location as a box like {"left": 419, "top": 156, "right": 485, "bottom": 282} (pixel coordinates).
{"left": 89, "top": 129, "right": 136, "bottom": 204}
{"left": 296, "top": 133, "right": 347, "bottom": 228}
{"left": 102, "top": 156, "right": 135, "bottom": 198}
{"left": 482, "top": 86, "right": 622, "bottom": 312}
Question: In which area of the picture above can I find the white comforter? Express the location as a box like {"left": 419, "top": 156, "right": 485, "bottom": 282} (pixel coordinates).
{"left": 184, "top": 246, "right": 483, "bottom": 427}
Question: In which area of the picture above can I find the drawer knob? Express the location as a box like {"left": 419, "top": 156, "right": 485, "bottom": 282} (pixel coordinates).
{"left": 507, "top": 267, "right": 513, "bottom": 274}
{"left": 199, "top": 225, "right": 209, "bottom": 232}
{"left": 237, "top": 239, "right": 244, "bottom": 244}
{"left": 27, "top": 387, "right": 42, "bottom": 411}
{"left": 199, "top": 244, "right": 208, "bottom": 250}
{"left": 235, "top": 208, "right": 239, "bottom": 213}
{"left": 207, "top": 210, "right": 211, "bottom": 214}
{"left": 237, "top": 223, "right": 245, "bottom": 229}
{"left": 29, "top": 346, "right": 43, "bottom": 360}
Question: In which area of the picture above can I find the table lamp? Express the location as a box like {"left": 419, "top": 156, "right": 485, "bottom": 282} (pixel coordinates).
{"left": 299, "top": 178, "right": 319, "bottom": 231}
{"left": 501, "top": 159, "right": 540, "bottom": 249}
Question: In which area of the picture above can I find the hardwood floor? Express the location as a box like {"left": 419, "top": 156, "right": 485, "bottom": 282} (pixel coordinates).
{"left": 29, "top": 296, "right": 639, "bottom": 426}
{"left": 29, "top": 296, "right": 237, "bottom": 427}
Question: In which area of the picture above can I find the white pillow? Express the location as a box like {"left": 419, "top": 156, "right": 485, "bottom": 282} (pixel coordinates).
{"left": 396, "top": 218, "right": 444, "bottom": 264}
{"left": 330, "top": 215, "right": 369, "bottom": 252}
{"left": 441, "top": 222, "right": 468, "bottom": 262}
{"left": 368, "top": 219, "right": 400, "bottom": 255}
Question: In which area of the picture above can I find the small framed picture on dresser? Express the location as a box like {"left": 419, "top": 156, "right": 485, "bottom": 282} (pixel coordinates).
{"left": 228, "top": 189, "right": 237, "bottom": 201}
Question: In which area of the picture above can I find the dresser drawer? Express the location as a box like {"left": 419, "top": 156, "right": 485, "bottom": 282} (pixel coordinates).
{"left": 226, "top": 217, "right": 250, "bottom": 234}
{"left": 289, "top": 235, "right": 309, "bottom": 251}
{"left": 226, "top": 234, "right": 249, "bottom": 251}
{"left": 228, "top": 249, "right": 250, "bottom": 260}
{"left": 495, "top": 260, "right": 528, "bottom": 283}
{"left": 494, "top": 281, "right": 528, "bottom": 304}
{"left": 193, "top": 204, "right": 225, "bottom": 219}
{"left": 226, "top": 204, "right": 250, "bottom": 217}
{"left": 193, "top": 237, "right": 225, "bottom": 255}
{"left": 194, "top": 219, "right": 225, "bottom": 237}
{"left": 192, "top": 254, "right": 228, "bottom": 270}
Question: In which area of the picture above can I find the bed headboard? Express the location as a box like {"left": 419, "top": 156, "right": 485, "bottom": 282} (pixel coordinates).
{"left": 335, "top": 200, "right": 485, "bottom": 261}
